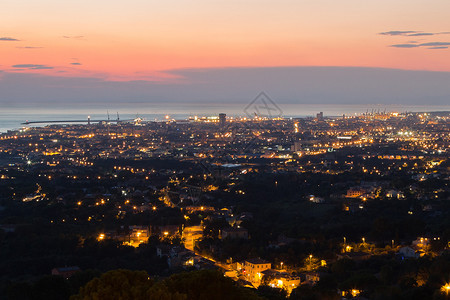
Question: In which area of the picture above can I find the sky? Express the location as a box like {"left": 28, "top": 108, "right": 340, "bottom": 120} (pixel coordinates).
{"left": 1, "top": 0, "right": 450, "bottom": 108}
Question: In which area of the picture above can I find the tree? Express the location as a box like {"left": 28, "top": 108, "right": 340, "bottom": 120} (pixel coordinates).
{"left": 304, "top": 255, "right": 320, "bottom": 271}
{"left": 67, "top": 269, "right": 102, "bottom": 295}
{"left": 289, "top": 285, "right": 339, "bottom": 300}
{"left": 159, "top": 270, "right": 263, "bottom": 300}
{"left": 72, "top": 269, "right": 263, "bottom": 300}
{"left": 379, "top": 265, "right": 395, "bottom": 285}
{"left": 6, "top": 281, "right": 33, "bottom": 300}
{"left": 257, "top": 285, "right": 287, "bottom": 300}
{"left": 71, "top": 269, "right": 153, "bottom": 300}
{"left": 32, "top": 275, "right": 71, "bottom": 300}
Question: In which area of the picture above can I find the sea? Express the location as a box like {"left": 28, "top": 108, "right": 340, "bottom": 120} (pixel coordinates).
{"left": 1, "top": 103, "right": 449, "bottom": 134}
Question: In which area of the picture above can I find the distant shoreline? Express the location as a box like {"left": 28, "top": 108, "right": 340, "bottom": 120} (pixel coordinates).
{"left": 1, "top": 108, "right": 448, "bottom": 134}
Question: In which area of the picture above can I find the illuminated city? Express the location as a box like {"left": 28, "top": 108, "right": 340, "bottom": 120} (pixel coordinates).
{"left": 1, "top": 0, "right": 450, "bottom": 299}
{"left": 0, "top": 110, "right": 449, "bottom": 299}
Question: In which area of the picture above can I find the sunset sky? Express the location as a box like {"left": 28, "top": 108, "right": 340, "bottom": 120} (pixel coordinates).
{"left": 1, "top": 0, "right": 450, "bottom": 107}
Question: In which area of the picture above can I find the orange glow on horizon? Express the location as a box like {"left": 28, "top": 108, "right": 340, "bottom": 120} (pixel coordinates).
{"left": 1, "top": 0, "right": 450, "bottom": 80}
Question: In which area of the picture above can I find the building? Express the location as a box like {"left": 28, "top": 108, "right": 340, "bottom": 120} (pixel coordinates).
{"left": 156, "top": 244, "right": 171, "bottom": 258}
{"left": 219, "top": 113, "right": 226, "bottom": 128}
{"left": 124, "top": 225, "right": 149, "bottom": 247}
{"left": 184, "top": 206, "right": 215, "bottom": 213}
{"left": 51, "top": 266, "right": 80, "bottom": 279}
{"left": 302, "top": 271, "right": 322, "bottom": 285}
{"left": 386, "top": 189, "right": 405, "bottom": 199}
{"left": 292, "top": 141, "right": 303, "bottom": 152}
{"left": 182, "top": 225, "right": 204, "bottom": 251}
{"left": 308, "top": 195, "right": 325, "bottom": 203}
{"left": 316, "top": 112, "right": 324, "bottom": 121}
{"left": 154, "top": 224, "right": 180, "bottom": 238}
{"left": 156, "top": 245, "right": 198, "bottom": 269}
{"left": 263, "top": 270, "right": 301, "bottom": 295}
{"left": 398, "top": 246, "right": 420, "bottom": 259}
{"left": 337, "top": 251, "right": 371, "bottom": 261}
{"left": 244, "top": 258, "right": 271, "bottom": 285}
{"left": 220, "top": 227, "right": 249, "bottom": 240}
{"left": 346, "top": 187, "right": 367, "bottom": 198}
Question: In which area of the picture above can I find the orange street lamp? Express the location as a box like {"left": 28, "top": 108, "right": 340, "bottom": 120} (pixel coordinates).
{"left": 351, "top": 289, "right": 360, "bottom": 297}
{"left": 442, "top": 283, "right": 450, "bottom": 295}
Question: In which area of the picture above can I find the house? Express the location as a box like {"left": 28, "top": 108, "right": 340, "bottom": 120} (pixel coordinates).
{"left": 51, "top": 266, "right": 80, "bottom": 279}
{"left": 220, "top": 227, "right": 248, "bottom": 240}
{"left": 224, "top": 269, "right": 238, "bottom": 279}
{"left": 156, "top": 245, "right": 196, "bottom": 268}
{"left": 302, "top": 271, "right": 322, "bottom": 285}
{"left": 156, "top": 244, "right": 171, "bottom": 258}
{"left": 422, "top": 204, "right": 433, "bottom": 212}
{"left": 398, "top": 246, "right": 420, "bottom": 259}
{"left": 184, "top": 206, "right": 215, "bottom": 213}
{"left": 412, "top": 237, "right": 430, "bottom": 248}
{"left": 0, "top": 224, "right": 16, "bottom": 233}
{"left": 244, "top": 258, "right": 271, "bottom": 285}
{"left": 264, "top": 270, "right": 301, "bottom": 294}
{"left": 337, "top": 251, "right": 371, "bottom": 261}
{"left": 386, "top": 189, "right": 405, "bottom": 199}
{"left": 154, "top": 224, "right": 180, "bottom": 237}
{"left": 123, "top": 225, "right": 150, "bottom": 247}
{"left": 308, "top": 195, "right": 325, "bottom": 203}
{"left": 346, "top": 187, "right": 367, "bottom": 198}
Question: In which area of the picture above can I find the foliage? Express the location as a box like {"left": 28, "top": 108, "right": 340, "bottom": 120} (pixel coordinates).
{"left": 71, "top": 269, "right": 263, "bottom": 300}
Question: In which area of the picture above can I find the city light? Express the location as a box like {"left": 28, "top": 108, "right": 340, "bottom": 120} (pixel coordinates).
{"left": 442, "top": 283, "right": 450, "bottom": 295}
{"left": 351, "top": 289, "right": 361, "bottom": 297}
{"left": 1, "top": 107, "right": 448, "bottom": 297}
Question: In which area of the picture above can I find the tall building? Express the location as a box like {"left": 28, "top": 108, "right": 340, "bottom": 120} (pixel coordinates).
{"left": 292, "top": 141, "right": 303, "bottom": 152}
{"left": 316, "top": 112, "right": 324, "bottom": 121}
{"left": 219, "top": 113, "right": 226, "bottom": 128}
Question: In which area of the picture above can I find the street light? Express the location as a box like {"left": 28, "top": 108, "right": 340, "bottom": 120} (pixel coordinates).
{"left": 442, "top": 283, "right": 450, "bottom": 296}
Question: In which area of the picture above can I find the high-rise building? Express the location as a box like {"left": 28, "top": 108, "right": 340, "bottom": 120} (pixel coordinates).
{"left": 316, "top": 112, "right": 324, "bottom": 121}
{"left": 292, "top": 141, "right": 303, "bottom": 152}
{"left": 219, "top": 113, "right": 226, "bottom": 128}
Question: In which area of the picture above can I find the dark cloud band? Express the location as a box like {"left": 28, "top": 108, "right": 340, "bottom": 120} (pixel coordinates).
{"left": 0, "top": 37, "right": 20, "bottom": 41}
{"left": 390, "top": 41, "right": 450, "bottom": 49}
{"left": 380, "top": 31, "right": 417, "bottom": 36}
{"left": 12, "top": 64, "right": 54, "bottom": 70}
